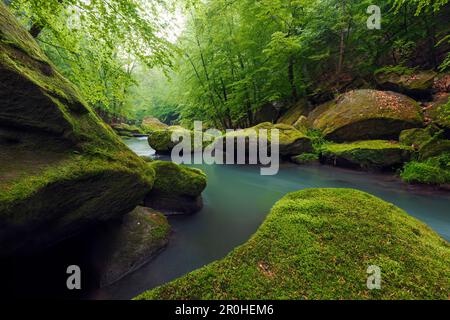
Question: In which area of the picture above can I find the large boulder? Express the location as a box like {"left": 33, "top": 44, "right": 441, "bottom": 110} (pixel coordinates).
{"left": 136, "top": 189, "right": 450, "bottom": 300}
{"left": 0, "top": 3, "right": 154, "bottom": 256}
{"left": 321, "top": 140, "right": 412, "bottom": 170}
{"left": 144, "top": 161, "right": 207, "bottom": 215}
{"left": 94, "top": 206, "right": 170, "bottom": 287}
{"left": 141, "top": 117, "right": 168, "bottom": 133}
{"left": 310, "top": 90, "right": 423, "bottom": 142}
{"left": 375, "top": 68, "right": 436, "bottom": 99}
{"left": 148, "top": 126, "right": 213, "bottom": 154}
{"left": 220, "top": 122, "right": 313, "bottom": 158}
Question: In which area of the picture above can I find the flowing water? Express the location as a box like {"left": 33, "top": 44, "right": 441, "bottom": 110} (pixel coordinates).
{"left": 90, "top": 137, "right": 450, "bottom": 299}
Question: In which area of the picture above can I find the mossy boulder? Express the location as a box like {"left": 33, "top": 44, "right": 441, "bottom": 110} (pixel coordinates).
{"left": 148, "top": 126, "right": 213, "bottom": 154}
{"left": 0, "top": 3, "right": 154, "bottom": 256}
{"left": 144, "top": 161, "right": 207, "bottom": 215}
{"left": 220, "top": 122, "right": 313, "bottom": 158}
{"left": 375, "top": 67, "right": 436, "bottom": 99}
{"left": 95, "top": 206, "right": 170, "bottom": 287}
{"left": 111, "top": 123, "right": 144, "bottom": 137}
{"left": 321, "top": 140, "right": 412, "bottom": 170}
{"left": 136, "top": 189, "right": 450, "bottom": 300}
{"left": 141, "top": 117, "right": 168, "bottom": 133}
{"left": 310, "top": 90, "right": 423, "bottom": 142}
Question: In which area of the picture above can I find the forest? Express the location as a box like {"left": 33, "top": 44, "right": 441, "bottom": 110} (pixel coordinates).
{"left": 0, "top": 0, "right": 449, "bottom": 302}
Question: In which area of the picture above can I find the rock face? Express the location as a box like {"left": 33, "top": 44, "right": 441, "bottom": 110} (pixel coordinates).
{"left": 399, "top": 127, "right": 434, "bottom": 148}
{"left": 375, "top": 68, "right": 436, "bottom": 99}
{"left": 221, "top": 122, "right": 313, "bottom": 158}
{"left": 277, "top": 99, "right": 312, "bottom": 126}
{"left": 310, "top": 90, "right": 423, "bottom": 142}
{"left": 95, "top": 206, "right": 170, "bottom": 287}
{"left": 144, "top": 161, "right": 207, "bottom": 215}
{"left": 321, "top": 140, "right": 412, "bottom": 170}
{"left": 141, "top": 117, "right": 168, "bottom": 133}
{"left": 136, "top": 189, "right": 450, "bottom": 300}
{"left": 0, "top": 3, "right": 154, "bottom": 256}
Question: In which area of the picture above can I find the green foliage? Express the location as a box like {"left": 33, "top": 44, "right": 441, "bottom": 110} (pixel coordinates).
{"left": 401, "top": 159, "right": 450, "bottom": 185}
{"left": 8, "top": 0, "right": 175, "bottom": 119}
{"left": 136, "top": 188, "right": 450, "bottom": 300}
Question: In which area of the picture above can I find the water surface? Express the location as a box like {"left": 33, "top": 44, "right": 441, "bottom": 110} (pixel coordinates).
{"left": 91, "top": 137, "right": 450, "bottom": 299}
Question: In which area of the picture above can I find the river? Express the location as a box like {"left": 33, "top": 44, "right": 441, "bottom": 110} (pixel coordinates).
{"left": 90, "top": 136, "right": 450, "bottom": 299}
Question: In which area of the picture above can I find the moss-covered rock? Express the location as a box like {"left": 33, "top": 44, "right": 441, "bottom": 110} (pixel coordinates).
{"left": 221, "top": 122, "right": 313, "bottom": 158}
{"left": 95, "top": 206, "right": 170, "bottom": 287}
{"left": 375, "top": 67, "right": 436, "bottom": 99}
{"left": 111, "top": 123, "right": 144, "bottom": 137}
{"left": 321, "top": 140, "right": 412, "bottom": 170}
{"left": 148, "top": 126, "right": 213, "bottom": 154}
{"left": 0, "top": 3, "right": 154, "bottom": 256}
{"left": 310, "top": 90, "right": 423, "bottom": 142}
{"left": 141, "top": 117, "right": 168, "bottom": 133}
{"left": 144, "top": 161, "right": 207, "bottom": 215}
{"left": 136, "top": 189, "right": 450, "bottom": 300}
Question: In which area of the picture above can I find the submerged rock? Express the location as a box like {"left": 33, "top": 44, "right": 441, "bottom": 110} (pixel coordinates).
{"left": 136, "top": 189, "right": 450, "bottom": 300}
{"left": 95, "top": 206, "right": 170, "bottom": 287}
{"left": 375, "top": 68, "right": 436, "bottom": 99}
{"left": 144, "top": 161, "right": 207, "bottom": 215}
{"left": 0, "top": 3, "right": 154, "bottom": 256}
{"left": 321, "top": 140, "right": 412, "bottom": 170}
{"left": 310, "top": 90, "right": 423, "bottom": 142}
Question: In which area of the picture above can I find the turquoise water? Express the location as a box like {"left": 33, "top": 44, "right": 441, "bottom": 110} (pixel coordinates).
{"left": 91, "top": 137, "right": 450, "bottom": 299}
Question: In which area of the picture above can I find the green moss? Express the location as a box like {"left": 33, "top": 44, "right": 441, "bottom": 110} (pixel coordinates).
{"left": 401, "top": 161, "right": 450, "bottom": 185}
{"left": 419, "top": 136, "right": 450, "bottom": 160}
{"left": 311, "top": 90, "right": 423, "bottom": 142}
{"left": 149, "top": 161, "right": 207, "bottom": 197}
{"left": 322, "top": 140, "right": 412, "bottom": 169}
{"left": 111, "top": 123, "right": 144, "bottom": 136}
{"left": 375, "top": 67, "right": 436, "bottom": 92}
{"left": 141, "top": 117, "right": 168, "bottom": 133}
{"left": 136, "top": 188, "right": 450, "bottom": 300}
{"left": 277, "top": 100, "right": 308, "bottom": 125}
{"left": 399, "top": 128, "right": 433, "bottom": 147}
{"left": 291, "top": 153, "right": 319, "bottom": 165}
{"left": 374, "top": 65, "right": 416, "bottom": 76}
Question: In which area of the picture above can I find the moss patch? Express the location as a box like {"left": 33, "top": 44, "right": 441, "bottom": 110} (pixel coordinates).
{"left": 291, "top": 153, "right": 319, "bottom": 165}
{"left": 136, "top": 188, "right": 450, "bottom": 300}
